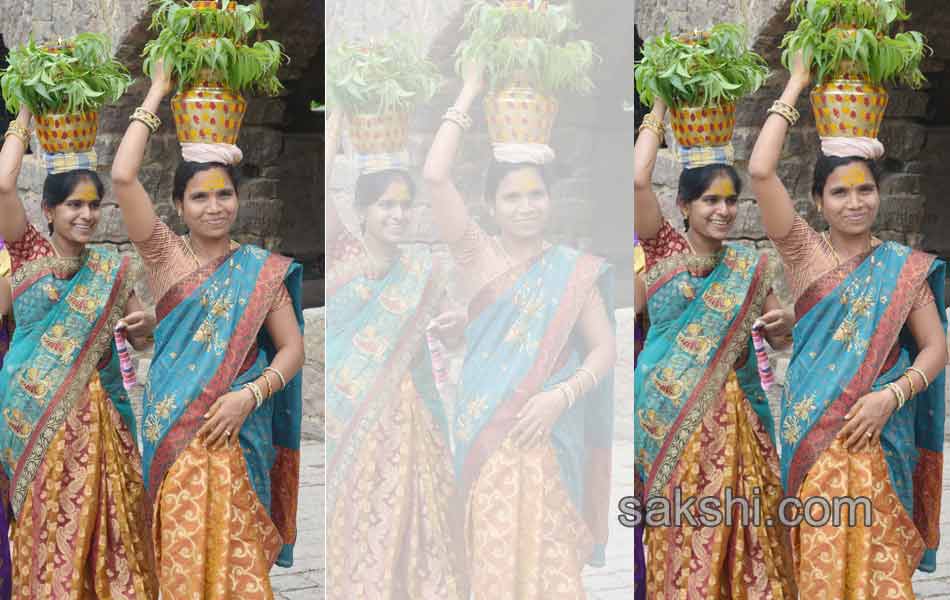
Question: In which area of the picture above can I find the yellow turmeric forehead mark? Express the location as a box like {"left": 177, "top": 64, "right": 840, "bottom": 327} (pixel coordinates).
{"left": 708, "top": 176, "right": 736, "bottom": 198}
{"left": 840, "top": 164, "right": 869, "bottom": 187}
{"left": 200, "top": 171, "right": 231, "bottom": 193}
{"left": 70, "top": 182, "right": 99, "bottom": 203}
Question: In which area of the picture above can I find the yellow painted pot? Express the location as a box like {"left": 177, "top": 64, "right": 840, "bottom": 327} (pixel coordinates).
{"left": 669, "top": 103, "right": 736, "bottom": 148}
{"left": 34, "top": 111, "right": 99, "bottom": 154}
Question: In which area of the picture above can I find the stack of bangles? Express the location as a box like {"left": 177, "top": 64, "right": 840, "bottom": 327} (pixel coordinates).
{"left": 442, "top": 106, "right": 472, "bottom": 131}
{"left": 886, "top": 366, "right": 929, "bottom": 411}
{"left": 4, "top": 122, "right": 30, "bottom": 145}
{"left": 242, "top": 366, "right": 288, "bottom": 409}
{"left": 767, "top": 100, "right": 800, "bottom": 127}
{"left": 638, "top": 113, "right": 664, "bottom": 139}
{"left": 129, "top": 106, "right": 162, "bottom": 135}
{"left": 555, "top": 367, "right": 598, "bottom": 410}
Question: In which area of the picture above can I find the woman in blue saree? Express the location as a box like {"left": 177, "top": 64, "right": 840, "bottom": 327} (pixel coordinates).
{"left": 749, "top": 54, "right": 948, "bottom": 599}
{"left": 111, "top": 67, "right": 305, "bottom": 598}
{"left": 424, "top": 65, "right": 617, "bottom": 598}
{"left": 0, "top": 107, "right": 158, "bottom": 599}
{"left": 323, "top": 111, "right": 466, "bottom": 599}
{"left": 633, "top": 97, "right": 796, "bottom": 599}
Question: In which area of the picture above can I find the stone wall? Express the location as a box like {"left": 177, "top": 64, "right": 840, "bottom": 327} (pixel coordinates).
{"left": 0, "top": 0, "right": 323, "bottom": 306}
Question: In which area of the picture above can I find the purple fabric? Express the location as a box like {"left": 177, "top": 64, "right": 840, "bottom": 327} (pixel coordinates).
{"left": 0, "top": 501, "right": 10, "bottom": 599}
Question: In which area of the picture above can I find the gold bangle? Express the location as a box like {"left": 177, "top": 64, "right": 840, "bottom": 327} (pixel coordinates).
{"left": 887, "top": 382, "right": 907, "bottom": 410}
{"left": 577, "top": 366, "right": 598, "bottom": 390}
{"left": 638, "top": 113, "right": 664, "bottom": 139}
{"left": 4, "top": 123, "right": 30, "bottom": 145}
{"left": 130, "top": 107, "right": 162, "bottom": 134}
{"left": 901, "top": 373, "right": 916, "bottom": 398}
{"left": 906, "top": 366, "right": 929, "bottom": 391}
{"left": 243, "top": 381, "right": 264, "bottom": 409}
{"left": 264, "top": 366, "right": 287, "bottom": 390}
{"left": 260, "top": 373, "right": 274, "bottom": 399}
{"left": 443, "top": 107, "right": 472, "bottom": 131}
{"left": 767, "top": 100, "right": 800, "bottom": 126}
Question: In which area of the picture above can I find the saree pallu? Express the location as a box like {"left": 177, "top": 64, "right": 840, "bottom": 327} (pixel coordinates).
{"left": 142, "top": 246, "right": 303, "bottom": 599}
{"left": 0, "top": 249, "right": 156, "bottom": 599}
{"left": 325, "top": 243, "right": 464, "bottom": 599}
{"left": 455, "top": 246, "right": 614, "bottom": 599}
{"left": 634, "top": 245, "right": 795, "bottom": 599}
{"left": 781, "top": 243, "right": 946, "bottom": 599}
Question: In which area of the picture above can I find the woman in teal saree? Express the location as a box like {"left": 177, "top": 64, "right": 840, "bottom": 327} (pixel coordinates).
{"left": 323, "top": 110, "right": 466, "bottom": 599}
{"left": 0, "top": 106, "right": 158, "bottom": 599}
{"left": 424, "top": 65, "right": 617, "bottom": 598}
{"left": 111, "top": 67, "right": 305, "bottom": 598}
{"left": 749, "top": 54, "right": 948, "bottom": 599}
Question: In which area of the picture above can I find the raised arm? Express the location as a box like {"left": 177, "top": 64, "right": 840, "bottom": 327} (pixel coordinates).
{"left": 0, "top": 107, "right": 32, "bottom": 243}
{"left": 748, "top": 53, "right": 811, "bottom": 240}
{"left": 111, "top": 63, "right": 175, "bottom": 242}
{"left": 633, "top": 100, "right": 669, "bottom": 240}
{"left": 421, "top": 64, "right": 483, "bottom": 244}
{"left": 325, "top": 110, "right": 345, "bottom": 244}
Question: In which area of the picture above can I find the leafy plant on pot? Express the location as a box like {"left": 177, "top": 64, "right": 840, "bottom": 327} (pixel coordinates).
{"left": 143, "top": 0, "right": 287, "bottom": 145}
{"left": 780, "top": 0, "right": 928, "bottom": 139}
{"left": 455, "top": 0, "right": 596, "bottom": 146}
{"left": 326, "top": 35, "right": 441, "bottom": 154}
{"left": 634, "top": 24, "right": 768, "bottom": 148}
{"left": 0, "top": 33, "right": 132, "bottom": 154}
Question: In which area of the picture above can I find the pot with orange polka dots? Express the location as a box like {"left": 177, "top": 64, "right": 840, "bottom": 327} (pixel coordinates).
{"left": 170, "top": 76, "right": 247, "bottom": 146}
{"left": 484, "top": 85, "right": 559, "bottom": 145}
{"left": 669, "top": 103, "right": 736, "bottom": 148}
{"left": 34, "top": 111, "right": 99, "bottom": 154}
{"left": 346, "top": 111, "right": 410, "bottom": 154}
{"left": 810, "top": 76, "right": 888, "bottom": 139}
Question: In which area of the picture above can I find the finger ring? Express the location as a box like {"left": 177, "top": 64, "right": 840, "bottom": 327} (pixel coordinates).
{"left": 225, "top": 430, "right": 232, "bottom": 437}
{"left": 866, "top": 431, "right": 873, "bottom": 438}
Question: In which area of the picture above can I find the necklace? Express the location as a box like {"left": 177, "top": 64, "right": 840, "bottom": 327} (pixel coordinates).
{"left": 185, "top": 234, "right": 237, "bottom": 269}
{"left": 495, "top": 236, "right": 547, "bottom": 269}
{"left": 821, "top": 231, "right": 871, "bottom": 268}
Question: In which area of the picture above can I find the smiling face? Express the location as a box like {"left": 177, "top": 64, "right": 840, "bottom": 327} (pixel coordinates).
{"left": 45, "top": 178, "right": 101, "bottom": 245}
{"left": 361, "top": 178, "right": 413, "bottom": 246}
{"left": 491, "top": 166, "right": 550, "bottom": 240}
{"left": 682, "top": 173, "right": 738, "bottom": 241}
{"left": 816, "top": 161, "right": 880, "bottom": 237}
{"left": 178, "top": 168, "right": 238, "bottom": 240}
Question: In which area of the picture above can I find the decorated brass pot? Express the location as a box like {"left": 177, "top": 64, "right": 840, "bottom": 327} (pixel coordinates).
{"left": 346, "top": 111, "right": 410, "bottom": 154}
{"left": 669, "top": 103, "right": 736, "bottom": 148}
{"left": 811, "top": 76, "right": 888, "bottom": 139}
{"left": 484, "top": 84, "right": 559, "bottom": 145}
{"left": 34, "top": 111, "right": 99, "bottom": 154}
{"left": 171, "top": 76, "right": 247, "bottom": 145}
{"left": 190, "top": 0, "right": 236, "bottom": 9}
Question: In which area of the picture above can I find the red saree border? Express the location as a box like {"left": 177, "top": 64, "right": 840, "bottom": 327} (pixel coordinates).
{"left": 787, "top": 250, "right": 934, "bottom": 497}
{"left": 459, "top": 253, "right": 606, "bottom": 495}
{"left": 147, "top": 252, "right": 292, "bottom": 504}
{"left": 12, "top": 256, "right": 132, "bottom": 496}
{"left": 327, "top": 257, "right": 447, "bottom": 476}
{"left": 467, "top": 249, "right": 549, "bottom": 322}
{"left": 646, "top": 265, "right": 687, "bottom": 300}
{"left": 645, "top": 255, "right": 767, "bottom": 493}
{"left": 913, "top": 447, "right": 942, "bottom": 548}
{"left": 270, "top": 446, "right": 300, "bottom": 548}
{"left": 155, "top": 252, "right": 236, "bottom": 321}
{"left": 794, "top": 251, "right": 869, "bottom": 320}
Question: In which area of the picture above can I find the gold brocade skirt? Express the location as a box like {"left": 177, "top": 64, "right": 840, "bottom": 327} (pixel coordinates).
{"left": 465, "top": 436, "right": 593, "bottom": 600}
{"left": 154, "top": 436, "right": 282, "bottom": 599}
{"left": 645, "top": 372, "right": 796, "bottom": 600}
{"left": 327, "top": 375, "right": 464, "bottom": 599}
{"left": 10, "top": 374, "right": 158, "bottom": 600}
{"left": 792, "top": 439, "right": 923, "bottom": 600}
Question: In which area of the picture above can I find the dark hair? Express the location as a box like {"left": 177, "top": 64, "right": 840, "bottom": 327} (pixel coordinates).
{"left": 354, "top": 169, "right": 416, "bottom": 211}
{"left": 676, "top": 164, "right": 741, "bottom": 231}
{"left": 172, "top": 161, "right": 242, "bottom": 204}
{"left": 42, "top": 170, "right": 105, "bottom": 236}
{"left": 811, "top": 154, "right": 881, "bottom": 199}
{"left": 483, "top": 161, "right": 550, "bottom": 205}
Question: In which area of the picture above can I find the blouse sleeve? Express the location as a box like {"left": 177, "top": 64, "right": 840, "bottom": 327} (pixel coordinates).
{"left": 640, "top": 220, "right": 688, "bottom": 272}
{"left": 6, "top": 224, "right": 54, "bottom": 274}
{"left": 132, "top": 217, "right": 177, "bottom": 271}
{"left": 448, "top": 218, "right": 491, "bottom": 267}
{"left": 913, "top": 281, "right": 936, "bottom": 311}
{"left": 269, "top": 282, "right": 293, "bottom": 315}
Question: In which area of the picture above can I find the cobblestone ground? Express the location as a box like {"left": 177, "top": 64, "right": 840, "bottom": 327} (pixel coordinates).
{"left": 273, "top": 438, "right": 950, "bottom": 598}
